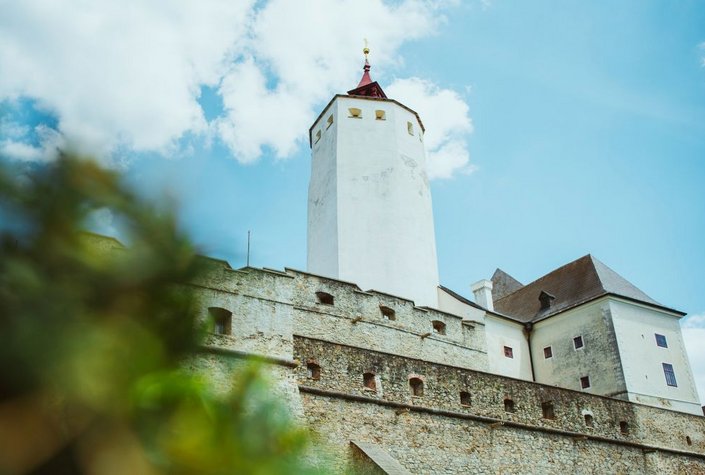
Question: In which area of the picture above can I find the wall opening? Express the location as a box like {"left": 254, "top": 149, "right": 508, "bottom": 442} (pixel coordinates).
{"left": 306, "top": 362, "right": 321, "bottom": 380}
{"left": 375, "top": 109, "right": 386, "bottom": 120}
{"left": 460, "top": 391, "right": 471, "bottom": 406}
{"left": 503, "top": 346, "right": 514, "bottom": 358}
{"left": 316, "top": 291, "right": 334, "bottom": 305}
{"left": 326, "top": 114, "right": 334, "bottom": 128}
{"left": 580, "top": 375, "right": 591, "bottom": 389}
{"left": 687, "top": 436, "right": 693, "bottom": 446}
{"left": 663, "top": 362, "right": 678, "bottom": 387}
{"left": 208, "top": 307, "right": 232, "bottom": 335}
{"left": 655, "top": 333, "right": 668, "bottom": 348}
{"left": 432, "top": 320, "right": 446, "bottom": 335}
{"left": 348, "top": 107, "right": 362, "bottom": 118}
{"left": 584, "top": 414, "right": 594, "bottom": 427}
{"left": 314, "top": 130, "right": 321, "bottom": 144}
{"left": 363, "top": 372, "right": 376, "bottom": 391}
{"left": 573, "top": 335, "right": 584, "bottom": 349}
{"left": 541, "top": 401, "right": 555, "bottom": 420}
{"left": 543, "top": 346, "right": 553, "bottom": 359}
{"left": 379, "top": 305, "right": 396, "bottom": 321}
{"left": 409, "top": 377, "right": 424, "bottom": 396}
{"left": 504, "top": 398, "right": 515, "bottom": 413}
{"left": 407, "top": 121, "right": 414, "bottom": 135}
{"left": 619, "top": 421, "right": 629, "bottom": 435}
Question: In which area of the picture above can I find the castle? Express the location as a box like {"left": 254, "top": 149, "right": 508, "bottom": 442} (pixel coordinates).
{"left": 116, "top": 52, "right": 705, "bottom": 472}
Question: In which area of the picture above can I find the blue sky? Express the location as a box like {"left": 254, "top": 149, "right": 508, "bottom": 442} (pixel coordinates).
{"left": 1, "top": 1, "right": 705, "bottom": 396}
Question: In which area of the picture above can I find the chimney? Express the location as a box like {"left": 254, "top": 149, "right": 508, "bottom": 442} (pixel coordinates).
{"left": 471, "top": 279, "right": 494, "bottom": 311}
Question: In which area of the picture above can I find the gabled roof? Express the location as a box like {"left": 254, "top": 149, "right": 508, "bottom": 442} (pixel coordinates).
{"left": 491, "top": 268, "right": 523, "bottom": 301}
{"left": 493, "top": 255, "right": 684, "bottom": 322}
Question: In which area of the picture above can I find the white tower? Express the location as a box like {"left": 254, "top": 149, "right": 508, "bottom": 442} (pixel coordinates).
{"left": 307, "top": 50, "right": 440, "bottom": 307}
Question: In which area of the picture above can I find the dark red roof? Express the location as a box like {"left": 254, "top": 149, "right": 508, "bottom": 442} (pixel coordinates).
{"left": 347, "top": 58, "right": 387, "bottom": 99}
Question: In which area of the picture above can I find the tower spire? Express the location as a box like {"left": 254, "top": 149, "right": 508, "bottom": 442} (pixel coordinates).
{"left": 348, "top": 41, "right": 387, "bottom": 99}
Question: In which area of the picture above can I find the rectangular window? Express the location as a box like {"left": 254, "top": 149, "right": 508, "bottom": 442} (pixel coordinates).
{"left": 503, "top": 346, "right": 514, "bottom": 358}
{"left": 655, "top": 334, "right": 668, "bottom": 348}
{"left": 543, "top": 346, "right": 553, "bottom": 359}
{"left": 326, "top": 114, "right": 334, "bottom": 128}
{"left": 573, "top": 336, "right": 584, "bottom": 349}
{"left": 663, "top": 363, "right": 677, "bottom": 387}
{"left": 407, "top": 121, "right": 414, "bottom": 135}
{"left": 580, "top": 376, "right": 591, "bottom": 389}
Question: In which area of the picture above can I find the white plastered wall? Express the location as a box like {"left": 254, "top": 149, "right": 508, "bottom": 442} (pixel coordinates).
{"left": 531, "top": 298, "right": 627, "bottom": 396}
{"left": 609, "top": 298, "right": 702, "bottom": 415}
{"left": 307, "top": 96, "right": 440, "bottom": 307}
{"left": 484, "top": 315, "right": 532, "bottom": 380}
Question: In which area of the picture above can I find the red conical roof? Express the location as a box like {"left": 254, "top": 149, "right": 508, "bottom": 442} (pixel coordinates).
{"left": 347, "top": 51, "right": 387, "bottom": 99}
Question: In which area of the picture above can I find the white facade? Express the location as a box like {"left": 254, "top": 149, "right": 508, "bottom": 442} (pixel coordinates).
{"left": 609, "top": 298, "right": 701, "bottom": 415}
{"left": 484, "top": 315, "right": 533, "bottom": 380}
{"left": 307, "top": 95, "right": 440, "bottom": 307}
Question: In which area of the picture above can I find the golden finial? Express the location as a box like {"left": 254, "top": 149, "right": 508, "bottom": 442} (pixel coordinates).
{"left": 363, "top": 38, "right": 370, "bottom": 58}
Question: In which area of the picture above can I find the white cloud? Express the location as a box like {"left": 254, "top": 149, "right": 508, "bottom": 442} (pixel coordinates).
{"left": 682, "top": 313, "right": 705, "bottom": 403}
{"left": 0, "top": 0, "right": 475, "bottom": 179}
{"left": 387, "top": 77, "right": 474, "bottom": 179}
{"left": 0, "top": 123, "right": 64, "bottom": 162}
{"left": 0, "top": 0, "right": 253, "bottom": 157}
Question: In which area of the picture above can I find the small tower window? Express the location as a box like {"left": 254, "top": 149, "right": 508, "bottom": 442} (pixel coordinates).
{"left": 541, "top": 401, "right": 555, "bottom": 420}
{"left": 573, "top": 336, "right": 584, "bottom": 349}
{"left": 208, "top": 307, "right": 232, "bottom": 335}
{"left": 380, "top": 305, "right": 396, "bottom": 321}
{"left": 580, "top": 375, "right": 591, "bottom": 389}
{"left": 407, "top": 121, "right": 414, "bottom": 135}
{"left": 363, "top": 372, "right": 377, "bottom": 391}
{"left": 316, "top": 291, "right": 334, "bottom": 305}
{"left": 432, "top": 320, "right": 446, "bottom": 335}
{"left": 503, "top": 346, "right": 514, "bottom": 358}
{"left": 409, "top": 377, "right": 424, "bottom": 396}
{"left": 655, "top": 333, "right": 668, "bottom": 348}
{"left": 584, "top": 414, "right": 594, "bottom": 427}
{"left": 326, "top": 114, "right": 334, "bottom": 128}
{"left": 314, "top": 130, "right": 321, "bottom": 144}
{"left": 543, "top": 346, "right": 553, "bottom": 359}
{"left": 619, "top": 421, "right": 629, "bottom": 435}
{"left": 375, "top": 109, "right": 386, "bottom": 120}
{"left": 306, "top": 362, "right": 321, "bottom": 380}
{"left": 504, "top": 397, "right": 515, "bottom": 413}
{"left": 348, "top": 107, "right": 362, "bottom": 118}
{"left": 460, "top": 391, "right": 471, "bottom": 406}
{"left": 663, "top": 363, "right": 678, "bottom": 387}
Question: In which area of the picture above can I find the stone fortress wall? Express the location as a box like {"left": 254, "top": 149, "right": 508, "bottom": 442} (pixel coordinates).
{"left": 188, "top": 260, "right": 705, "bottom": 473}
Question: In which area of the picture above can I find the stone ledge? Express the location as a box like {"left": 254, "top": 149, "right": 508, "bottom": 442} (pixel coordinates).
{"left": 298, "top": 385, "right": 705, "bottom": 459}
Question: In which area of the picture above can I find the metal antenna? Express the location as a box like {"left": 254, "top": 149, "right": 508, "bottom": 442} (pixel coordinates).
{"left": 246, "top": 230, "right": 251, "bottom": 267}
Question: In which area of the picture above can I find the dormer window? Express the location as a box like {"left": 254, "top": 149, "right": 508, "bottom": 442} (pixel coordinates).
{"left": 538, "top": 290, "right": 556, "bottom": 310}
{"left": 316, "top": 291, "right": 334, "bottom": 305}
{"left": 348, "top": 107, "right": 362, "bottom": 118}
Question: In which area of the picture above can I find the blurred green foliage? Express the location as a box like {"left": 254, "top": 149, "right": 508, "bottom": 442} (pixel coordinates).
{"left": 0, "top": 155, "right": 319, "bottom": 474}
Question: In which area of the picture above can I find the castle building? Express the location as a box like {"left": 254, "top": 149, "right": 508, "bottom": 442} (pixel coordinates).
{"left": 136, "top": 51, "right": 705, "bottom": 472}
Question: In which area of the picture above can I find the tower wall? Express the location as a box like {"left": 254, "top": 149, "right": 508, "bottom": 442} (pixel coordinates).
{"left": 308, "top": 95, "right": 440, "bottom": 307}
